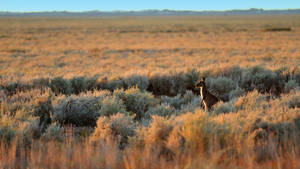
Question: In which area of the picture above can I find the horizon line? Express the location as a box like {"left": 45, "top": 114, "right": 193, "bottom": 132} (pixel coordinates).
{"left": 1, "top": 8, "right": 300, "bottom": 13}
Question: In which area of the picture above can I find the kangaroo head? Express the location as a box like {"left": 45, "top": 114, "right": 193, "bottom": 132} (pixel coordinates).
{"left": 195, "top": 77, "right": 206, "bottom": 88}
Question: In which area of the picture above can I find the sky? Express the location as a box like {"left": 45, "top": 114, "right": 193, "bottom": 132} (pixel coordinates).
{"left": 1, "top": 0, "right": 300, "bottom": 12}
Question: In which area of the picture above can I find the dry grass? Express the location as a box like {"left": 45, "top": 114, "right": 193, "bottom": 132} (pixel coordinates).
{"left": 0, "top": 15, "right": 300, "bottom": 169}
{"left": 1, "top": 15, "right": 300, "bottom": 83}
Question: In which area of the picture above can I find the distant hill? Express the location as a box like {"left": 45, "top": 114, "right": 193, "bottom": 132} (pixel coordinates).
{"left": 1, "top": 9, "right": 300, "bottom": 17}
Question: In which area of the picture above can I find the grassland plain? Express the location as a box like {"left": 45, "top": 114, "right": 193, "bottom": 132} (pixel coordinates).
{"left": 0, "top": 15, "right": 300, "bottom": 169}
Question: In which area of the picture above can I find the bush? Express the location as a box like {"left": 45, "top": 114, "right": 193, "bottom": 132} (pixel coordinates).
{"left": 91, "top": 113, "right": 135, "bottom": 148}
{"left": 248, "top": 119, "right": 297, "bottom": 162}
{"left": 144, "top": 115, "right": 174, "bottom": 146}
{"left": 114, "top": 87, "right": 158, "bottom": 120}
{"left": 33, "top": 92, "right": 53, "bottom": 132}
{"left": 179, "top": 111, "right": 235, "bottom": 152}
{"left": 123, "top": 74, "right": 149, "bottom": 91}
{"left": 262, "top": 27, "right": 291, "bottom": 32}
{"left": 161, "top": 90, "right": 197, "bottom": 110}
{"left": 139, "top": 115, "right": 178, "bottom": 160}
{"left": 184, "top": 68, "right": 200, "bottom": 93}
{"left": 295, "top": 72, "right": 300, "bottom": 86}
{"left": 148, "top": 72, "right": 186, "bottom": 96}
{"left": 161, "top": 94, "right": 184, "bottom": 109}
{"left": 228, "top": 87, "right": 245, "bottom": 100}
{"left": 86, "top": 76, "right": 98, "bottom": 91}
{"left": 2, "top": 82, "right": 32, "bottom": 96}
{"left": 146, "top": 104, "right": 176, "bottom": 117}
{"left": 70, "top": 76, "right": 88, "bottom": 94}
{"left": 206, "top": 77, "right": 236, "bottom": 101}
{"left": 249, "top": 66, "right": 282, "bottom": 93}
{"left": 42, "top": 123, "right": 64, "bottom": 142}
{"left": 49, "top": 77, "right": 72, "bottom": 95}
{"left": 18, "top": 120, "right": 41, "bottom": 145}
{"left": 287, "top": 93, "right": 300, "bottom": 109}
{"left": 53, "top": 95, "right": 102, "bottom": 127}
{"left": 98, "top": 96, "right": 127, "bottom": 116}
{"left": 284, "top": 80, "right": 298, "bottom": 93}
{"left": 213, "top": 101, "right": 236, "bottom": 115}
{"left": 0, "top": 125, "right": 16, "bottom": 143}
{"left": 32, "top": 77, "right": 50, "bottom": 89}
{"left": 234, "top": 90, "right": 267, "bottom": 111}
{"left": 97, "top": 76, "right": 126, "bottom": 91}
{"left": 178, "top": 96, "right": 202, "bottom": 114}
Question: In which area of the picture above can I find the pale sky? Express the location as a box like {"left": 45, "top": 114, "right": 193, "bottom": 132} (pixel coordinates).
{"left": 1, "top": 0, "right": 300, "bottom": 12}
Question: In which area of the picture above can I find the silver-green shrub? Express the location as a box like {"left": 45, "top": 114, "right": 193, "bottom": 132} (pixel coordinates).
{"left": 53, "top": 94, "right": 102, "bottom": 126}
{"left": 91, "top": 113, "right": 135, "bottom": 148}
{"left": 123, "top": 74, "right": 149, "bottom": 91}
{"left": 70, "top": 76, "right": 88, "bottom": 94}
{"left": 206, "top": 77, "right": 236, "bottom": 101}
{"left": 146, "top": 104, "right": 176, "bottom": 117}
{"left": 98, "top": 96, "right": 127, "bottom": 116}
{"left": 42, "top": 123, "right": 64, "bottom": 142}
{"left": 113, "top": 87, "right": 158, "bottom": 120}
{"left": 49, "top": 77, "right": 72, "bottom": 95}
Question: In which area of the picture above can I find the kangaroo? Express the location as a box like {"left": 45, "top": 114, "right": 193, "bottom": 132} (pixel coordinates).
{"left": 195, "top": 77, "right": 219, "bottom": 112}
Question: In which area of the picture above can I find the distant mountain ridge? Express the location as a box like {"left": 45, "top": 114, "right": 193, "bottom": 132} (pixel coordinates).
{"left": 1, "top": 9, "right": 300, "bottom": 17}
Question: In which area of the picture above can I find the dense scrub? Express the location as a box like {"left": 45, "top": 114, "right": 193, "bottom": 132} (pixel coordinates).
{"left": 1, "top": 66, "right": 299, "bottom": 98}
{"left": 0, "top": 65, "right": 300, "bottom": 168}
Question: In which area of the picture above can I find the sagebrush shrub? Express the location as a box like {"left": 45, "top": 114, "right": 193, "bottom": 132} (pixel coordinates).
{"left": 146, "top": 104, "right": 176, "bottom": 117}
{"left": 161, "top": 94, "right": 184, "bottom": 109}
{"left": 49, "top": 77, "right": 72, "bottom": 95}
{"left": 148, "top": 72, "right": 186, "bottom": 96}
{"left": 42, "top": 123, "right": 64, "bottom": 142}
{"left": 295, "top": 73, "right": 300, "bottom": 86}
{"left": 144, "top": 115, "right": 174, "bottom": 146}
{"left": 250, "top": 66, "right": 281, "bottom": 93}
{"left": 161, "top": 90, "right": 197, "bottom": 111}
{"left": 234, "top": 90, "right": 267, "bottom": 111}
{"left": 184, "top": 68, "right": 200, "bottom": 93}
{"left": 247, "top": 119, "right": 298, "bottom": 162}
{"left": 284, "top": 80, "right": 298, "bottom": 93}
{"left": 148, "top": 73, "right": 173, "bottom": 96}
{"left": 97, "top": 77, "right": 126, "bottom": 91}
{"left": 113, "top": 87, "right": 158, "bottom": 120}
{"left": 0, "top": 125, "right": 16, "bottom": 143}
{"left": 287, "top": 92, "right": 300, "bottom": 109}
{"left": 228, "top": 87, "right": 245, "bottom": 100}
{"left": 142, "top": 115, "right": 177, "bottom": 159}
{"left": 91, "top": 113, "right": 135, "bottom": 148}
{"left": 168, "top": 72, "right": 187, "bottom": 96}
{"left": 98, "top": 96, "right": 127, "bottom": 116}
{"left": 19, "top": 120, "right": 41, "bottom": 145}
{"left": 33, "top": 92, "right": 53, "bottom": 132}
{"left": 53, "top": 95, "right": 102, "bottom": 126}
{"left": 123, "top": 74, "right": 149, "bottom": 91}
{"left": 206, "top": 77, "right": 236, "bottom": 101}
{"left": 86, "top": 76, "right": 98, "bottom": 91}
{"left": 2, "top": 82, "right": 31, "bottom": 96}
{"left": 213, "top": 101, "right": 236, "bottom": 115}
{"left": 32, "top": 77, "right": 50, "bottom": 89}
{"left": 70, "top": 76, "right": 88, "bottom": 94}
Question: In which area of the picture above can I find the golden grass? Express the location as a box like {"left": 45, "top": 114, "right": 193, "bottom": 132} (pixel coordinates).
{"left": 0, "top": 15, "right": 300, "bottom": 169}
{"left": 0, "top": 15, "right": 300, "bottom": 83}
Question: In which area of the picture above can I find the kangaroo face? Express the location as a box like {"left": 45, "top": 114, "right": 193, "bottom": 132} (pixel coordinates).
{"left": 195, "top": 77, "right": 206, "bottom": 88}
{"left": 195, "top": 81, "right": 205, "bottom": 88}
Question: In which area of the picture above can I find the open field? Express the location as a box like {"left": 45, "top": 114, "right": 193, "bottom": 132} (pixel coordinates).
{"left": 0, "top": 15, "right": 300, "bottom": 168}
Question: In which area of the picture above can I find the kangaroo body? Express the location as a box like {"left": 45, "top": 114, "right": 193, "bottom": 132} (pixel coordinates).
{"left": 195, "top": 77, "right": 219, "bottom": 112}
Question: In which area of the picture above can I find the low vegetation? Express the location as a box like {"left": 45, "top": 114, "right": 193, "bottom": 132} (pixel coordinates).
{"left": 0, "top": 15, "right": 300, "bottom": 168}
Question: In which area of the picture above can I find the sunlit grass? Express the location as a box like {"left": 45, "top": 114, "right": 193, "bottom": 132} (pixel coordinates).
{"left": 0, "top": 15, "right": 300, "bottom": 169}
